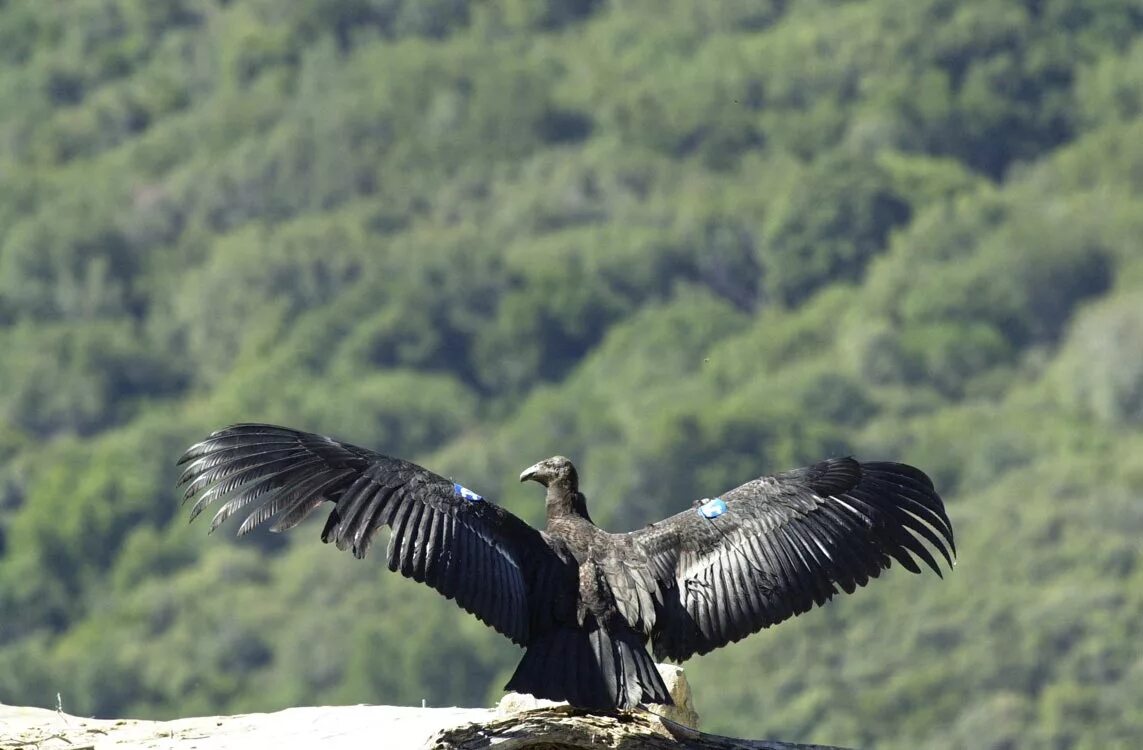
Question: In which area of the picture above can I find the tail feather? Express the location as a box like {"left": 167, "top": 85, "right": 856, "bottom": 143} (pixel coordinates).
{"left": 507, "top": 622, "right": 672, "bottom": 710}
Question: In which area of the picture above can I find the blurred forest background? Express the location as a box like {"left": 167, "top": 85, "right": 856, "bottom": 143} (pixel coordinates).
{"left": 1, "top": 0, "right": 1142, "bottom": 747}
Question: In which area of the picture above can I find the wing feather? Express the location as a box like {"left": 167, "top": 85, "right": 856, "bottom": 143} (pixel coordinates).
{"left": 843, "top": 487, "right": 928, "bottom": 574}
{"left": 385, "top": 487, "right": 419, "bottom": 569}
{"left": 396, "top": 496, "right": 426, "bottom": 577}
{"left": 237, "top": 468, "right": 354, "bottom": 537}
{"left": 348, "top": 485, "right": 392, "bottom": 556}
{"left": 205, "top": 459, "right": 321, "bottom": 531}
{"left": 421, "top": 511, "right": 442, "bottom": 583}
{"left": 631, "top": 457, "right": 955, "bottom": 661}
{"left": 182, "top": 450, "right": 312, "bottom": 503}
{"left": 804, "top": 507, "right": 862, "bottom": 593}
{"left": 409, "top": 507, "right": 432, "bottom": 582}
{"left": 177, "top": 423, "right": 558, "bottom": 646}
{"left": 333, "top": 472, "right": 383, "bottom": 538}
{"left": 193, "top": 456, "right": 323, "bottom": 524}
{"left": 270, "top": 492, "right": 328, "bottom": 533}
{"left": 782, "top": 524, "right": 828, "bottom": 606}
{"left": 177, "top": 443, "right": 302, "bottom": 486}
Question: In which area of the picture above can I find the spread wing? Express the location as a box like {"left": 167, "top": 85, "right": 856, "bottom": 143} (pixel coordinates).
{"left": 629, "top": 457, "right": 955, "bottom": 661}
{"left": 177, "top": 423, "right": 561, "bottom": 646}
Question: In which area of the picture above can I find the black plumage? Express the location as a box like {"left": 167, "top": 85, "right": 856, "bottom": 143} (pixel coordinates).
{"left": 177, "top": 423, "right": 955, "bottom": 710}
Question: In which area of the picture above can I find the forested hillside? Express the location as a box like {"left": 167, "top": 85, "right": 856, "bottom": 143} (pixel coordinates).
{"left": 2, "top": 1, "right": 1142, "bottom": 747}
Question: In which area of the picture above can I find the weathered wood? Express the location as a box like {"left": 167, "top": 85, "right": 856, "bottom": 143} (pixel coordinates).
{"left": 428, "top": 706, "right": 851, "bottom": 750}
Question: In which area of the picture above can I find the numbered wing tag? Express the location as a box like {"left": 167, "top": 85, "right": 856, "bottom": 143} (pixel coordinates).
{"left": 454, "top": 483, "right": 485, "bottom": 503}
{"left": 697, "top": 497, "right": 727, "bottom": 519}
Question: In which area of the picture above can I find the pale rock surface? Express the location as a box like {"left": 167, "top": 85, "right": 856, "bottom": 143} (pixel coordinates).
{"left": 646, "top": 662, "right": 702, "bottom": 728}
{"left": 1, "top": 698, "right": 848, "bottom": 750}
{"left": 0, "top": 701, "right": 489, "bottom": 750}
{"left": 0, "top": 666, "right": 727, "bottom": 750}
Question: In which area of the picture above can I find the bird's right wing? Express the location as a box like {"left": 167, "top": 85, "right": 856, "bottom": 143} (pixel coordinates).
{"left": 628, "top": 457, "right": 955, "bottom": 661}
{"left": 177, "top": 424, "right": 568, "bottom": 646}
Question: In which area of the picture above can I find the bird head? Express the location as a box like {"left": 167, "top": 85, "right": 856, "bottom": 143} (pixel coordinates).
{"left": 519, "top": 456, "right": 577, "bottom": 488}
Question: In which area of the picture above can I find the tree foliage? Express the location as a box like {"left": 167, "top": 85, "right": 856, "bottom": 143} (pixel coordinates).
{"left": 1, "top": 1, "right": 1142, "bottom": 748}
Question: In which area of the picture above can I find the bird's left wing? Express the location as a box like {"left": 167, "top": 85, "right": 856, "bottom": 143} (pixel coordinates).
{"left": 177, "top": 424, "right": 560, "bottom": 646}
{"left": 627, "top": 457, "right": 955, "bottom": 662}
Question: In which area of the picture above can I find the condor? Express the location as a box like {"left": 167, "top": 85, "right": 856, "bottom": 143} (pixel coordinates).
{"left": 178, "top": 424, "right": 955, "bottom": 710}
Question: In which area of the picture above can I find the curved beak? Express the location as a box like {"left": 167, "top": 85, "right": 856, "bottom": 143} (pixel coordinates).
{"left": 519, "top": 462, "right": 542, "bottom": 483}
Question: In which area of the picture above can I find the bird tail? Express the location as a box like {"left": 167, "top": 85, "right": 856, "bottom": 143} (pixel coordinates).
{"left": 505, "top": 621, "right": 672, "bottom": 710}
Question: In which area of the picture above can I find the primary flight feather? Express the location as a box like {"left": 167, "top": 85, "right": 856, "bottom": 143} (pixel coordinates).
{"left": 177, "top": 423, "right": 955, "bottom": 710}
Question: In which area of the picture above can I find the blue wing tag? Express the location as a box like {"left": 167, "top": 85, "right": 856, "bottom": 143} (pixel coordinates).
{"left": 697, "top": 497, "right": 727, "bottom": 519}
{"left": 454, "top": 483, "right": 484, "bottom": 503}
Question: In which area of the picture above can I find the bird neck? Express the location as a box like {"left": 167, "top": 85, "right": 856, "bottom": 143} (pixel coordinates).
{"left": 545, "top": 479, "right": 592, "bottom": 525}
